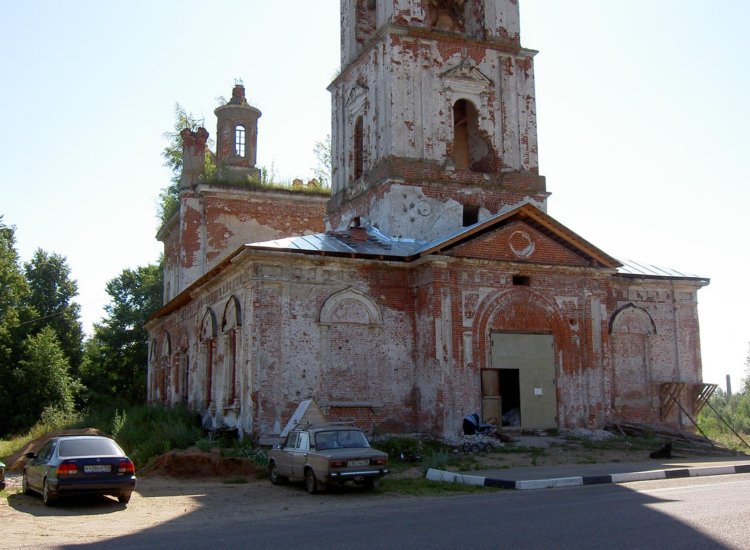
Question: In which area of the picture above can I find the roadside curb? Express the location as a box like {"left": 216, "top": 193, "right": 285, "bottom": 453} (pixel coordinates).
{"left": 426, "top": 463, "right": 750, "bottom": 490}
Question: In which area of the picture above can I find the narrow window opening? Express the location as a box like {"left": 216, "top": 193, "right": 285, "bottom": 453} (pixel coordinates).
{"left": 463, "top": 205, "right": 479, "bottom": 226}
{"left": 205, "top": 339, "right": 214, "bottom": 408}
{"left": 512, "top": 275, "right": 531, "bottom": 286}
{"left": 453, "top": 100, "right": 470, "bottom": 169}
{"left": 235, "top": 124, "right": 246, "bottom": 157}
{"left": 228, "top": 329, "right": 237, "bottom": 403}
{"left": 354, "top": 116, "right": 364, "bottom": 180}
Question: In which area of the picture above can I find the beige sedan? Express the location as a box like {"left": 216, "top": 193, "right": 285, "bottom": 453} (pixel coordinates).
{"left": 267, "top": 424, "right": 389, "bottom": 493}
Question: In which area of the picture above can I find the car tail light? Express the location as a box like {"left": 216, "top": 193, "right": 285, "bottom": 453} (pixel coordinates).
{"left": 57, "top": 462, "right": 78, "bottom": 476}
{"left": 371, "top": 458, "right": 387, "bottom": 466}
{"left": 118, "top": 459, "right": 135, "bottom": 475}
{"left": 330, "top": 460, "right": 346, "bottom": 468}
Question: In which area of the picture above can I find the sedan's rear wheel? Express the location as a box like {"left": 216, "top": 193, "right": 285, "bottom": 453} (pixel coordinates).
{"left": 304, "top": 468, "right": 321, "bottom": 494}
{"left": 118, "top": 493, "right": 131, "bottom": 504}
{"left": 21, "top": 472, "right": 32, "bottom": 495}
{"left": 42, "top": 479, "right": 56, "bottom": 507}
{"left": 268, "top": 461, "right": 288, "bottom": 485}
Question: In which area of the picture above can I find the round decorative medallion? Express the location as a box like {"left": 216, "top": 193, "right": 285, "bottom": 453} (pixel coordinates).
{"left": 417, "top": 200, "right": 432, "bottom": 216}
{"left": 509, "top": 230, "right": 535, "bottom": 258}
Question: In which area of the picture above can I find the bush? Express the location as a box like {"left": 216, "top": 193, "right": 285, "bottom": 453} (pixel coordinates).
{"left": 75, "top": 404, "right": 202, "bottom": 467}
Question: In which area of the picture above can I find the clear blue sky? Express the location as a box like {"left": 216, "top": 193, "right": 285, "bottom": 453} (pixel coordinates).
{"left": 1, "top": 1, "right": 748, "bottom": 389}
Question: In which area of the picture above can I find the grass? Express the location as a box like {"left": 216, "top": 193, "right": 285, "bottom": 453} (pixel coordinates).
{"left": 567, "top": 434, "right": 658, "bottom": 452}
{"left": 0, "top": 408, "right": 82, "bottom": 462}
{"left": 0, "top": 405, "right": 204, "bottom": 468}
{"left": 222, "top": 477, "right": 249, "bottom": 484}
{"left": 380, "top": 477, "right": 498, "bottom": 496}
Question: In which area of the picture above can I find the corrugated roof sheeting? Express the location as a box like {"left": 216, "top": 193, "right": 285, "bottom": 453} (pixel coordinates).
{"left": 617, "top": 259, "right": 706, "bottom": 280}
{"left": 246, "top": 233, "right": 706, "bottom": 281}
{"left": 248, "top": 232, "right": 424, "bottom": 259}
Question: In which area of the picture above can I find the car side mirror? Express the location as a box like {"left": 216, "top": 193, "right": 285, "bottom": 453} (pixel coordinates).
{"left": 25, "top": 452, "right": 36, "bottom": 459}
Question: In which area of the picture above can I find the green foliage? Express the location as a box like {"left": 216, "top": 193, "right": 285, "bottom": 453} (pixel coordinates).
{"left": 312, "top": 134, "right": 332, "bottom": 187}
{"left": 0, "top": 218, "right": 30, "bottom": 435}
{"left": 196, "top": 438, "right": 213, "bottom": 453}
{"left": 239, "top": 444, "right": 268, "bottom": 468}
{"left": 158, "top": 104, "right": 216, "bottom": 225}
{"left": 380, "top": 478, "right": 494, "bottom": 496}
{"left": 697, "top": 384, "right": 750, "bottom": 451}
{"left": 80, "top": 263, "right": 163, "bottom": 406}
{"left": 697, "top": 348, "right": 750, "bottom": 451}
{"left": 23, "top": 249, "right": 84, "bottom": 373}
{"left": 11, "top": 327, "right": 81, "bottom": 432}
{"left": 78, "top": 405, "right": 202, "bottom": 468}
{"left": 376, "top": 436, "right": 447, "bottom": 459}
{"left": 111, "top": 409, "right": 127, "bottom": 439}
{"left": 222, "top": 477, "right": 249, "bottom": 484}
{"left": 376, "top": 436, "right": 483, "bottom": 473}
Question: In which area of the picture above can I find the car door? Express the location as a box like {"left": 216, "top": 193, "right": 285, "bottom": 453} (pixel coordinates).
{"left": 275, "top": 432, "right": 298, "bottom": 478}
{"left": 290, "top": 432, "right": 310, "bottom": 479}
{"left": 27, "top": 439, "right": 56, "bottom": 490}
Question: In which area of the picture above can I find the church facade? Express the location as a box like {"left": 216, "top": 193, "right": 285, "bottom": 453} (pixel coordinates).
{"left": 146, "top": 0, "right": 709, "bottom": 439}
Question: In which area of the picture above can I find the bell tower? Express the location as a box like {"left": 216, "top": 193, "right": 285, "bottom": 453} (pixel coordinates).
{"left": 214, "top": 82, "right": 262, "bottom": 182}
{"left": 327, "top": 0, "right": 547, "bottom": 240}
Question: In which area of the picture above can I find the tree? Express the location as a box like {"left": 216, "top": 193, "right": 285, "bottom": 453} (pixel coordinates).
{"left": 158, "top": 104, "right": 216, "bottom": 225}
{"left": 11, "top": 326, "right": 80, "bottom": 432}
{"left": 744, "top": 342, "right": 750, "bottom": 395}
{"left": 0, "top": 217, "right": 32, "bottom": 435}
{"left": 23, "top": 249, "right": 84, "bottom": 373}
{"left": 312, "top": 134, "right": 332, "bottom": 187}
{"left": 80, "top": 263, "right": 163, "bottom": 406}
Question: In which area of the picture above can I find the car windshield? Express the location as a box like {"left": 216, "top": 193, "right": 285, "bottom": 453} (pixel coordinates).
{"left": 315, "top": 430, "right": 370, "bottom": 450}
{"left": 58, "top": 438, "right": 122, "bottom": 457}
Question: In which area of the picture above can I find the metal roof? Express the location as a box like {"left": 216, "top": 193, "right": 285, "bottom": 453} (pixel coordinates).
{"left": 248, "top": 228, "right": 425, "bottom": 260}
{"left": 616, "top": 259, "right": 707, "bottom": 280}
{"left": 245, "top": 208, "right": 707, "bottom": 282}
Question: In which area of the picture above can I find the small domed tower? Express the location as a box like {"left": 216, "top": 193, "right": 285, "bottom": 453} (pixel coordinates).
{"left": 214, "top": 81, "right": 262, "bottom": 181}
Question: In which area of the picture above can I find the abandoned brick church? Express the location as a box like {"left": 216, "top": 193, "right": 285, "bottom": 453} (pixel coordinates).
{"left": 146, "top": 0, "right": 710, "bottom": 440}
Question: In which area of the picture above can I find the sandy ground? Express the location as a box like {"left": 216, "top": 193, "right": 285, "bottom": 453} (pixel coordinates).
{"left": 1, "top": 473, "right": 397, "bottom": 549}
{"left": 1, "top": 435, "right": 739, "bottom": 549}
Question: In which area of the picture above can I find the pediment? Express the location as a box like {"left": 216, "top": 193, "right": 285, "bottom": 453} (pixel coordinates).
{"left": 441, "top": 60, "right": 493, "bottom": 87}
{"left": 421, "top": 203, "right": 621, "bottom": 269}
{"left": 447, "top": 221, "right": 592, "bottom": 267}
{"left": 345, "top": 80, "right": 369, "bottom": 113}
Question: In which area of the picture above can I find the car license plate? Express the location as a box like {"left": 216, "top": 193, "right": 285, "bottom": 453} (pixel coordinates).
{"left": 84, "top": 465, "right": 111, "bottom": 473}
{"left": 347, "top": 459, "right": 369, "bottom": 467}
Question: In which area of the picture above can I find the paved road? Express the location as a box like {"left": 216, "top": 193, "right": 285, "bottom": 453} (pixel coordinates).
{"left": 59, "top": 474, "right": 750, "bottom": 550}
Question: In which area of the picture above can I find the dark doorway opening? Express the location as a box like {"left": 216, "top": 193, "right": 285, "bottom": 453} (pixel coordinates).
{"left": 499, "top": 368, "right": 520, "bottom": 426}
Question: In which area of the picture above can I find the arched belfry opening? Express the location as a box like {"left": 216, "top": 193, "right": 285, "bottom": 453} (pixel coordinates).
{"left": 234, "top": 124, "right": 246, "bottom": 157}
{"left": 353, "top": 116, "right": 364, "bottom": 180}
{"left": 452, "top": 99, "right": 492, "bottom": 173}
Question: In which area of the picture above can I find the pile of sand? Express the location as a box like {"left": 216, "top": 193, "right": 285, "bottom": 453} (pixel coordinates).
{"left": 139, "top": 447, "right": 262, "bottom": 478}
{"left": 4, "top": 428, "right": 106, "bottom": 471}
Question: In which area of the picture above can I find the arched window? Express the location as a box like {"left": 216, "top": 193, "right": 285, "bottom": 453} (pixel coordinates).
{"left": 200, "top": 309, "right": 217, "bottom": 410}
{"left": 354, "top": 116, "right": 364, "bottom": 180}
{"left": 160, "top": 333, "right": 172, "bottom": 404}
{"left": 235, "top": 124, "right": 246, "bottom": 157}
{"left": 452, "top": 99, "right": 492, "bottom": 172}
{"left": 609, "top": 304, "right": 657, "bottom": 418}
{"left": 222, "top": 296, "right": 242, "bottom": 405}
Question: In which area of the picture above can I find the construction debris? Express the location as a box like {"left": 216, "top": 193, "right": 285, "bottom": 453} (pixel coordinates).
{"left": 605, "top": 422, "right": 742, "bottom": 456}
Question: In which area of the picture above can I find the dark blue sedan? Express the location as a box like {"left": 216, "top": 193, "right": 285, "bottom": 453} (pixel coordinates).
{"left": 22, "top": 435, "right": 136, "bottom": 506}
